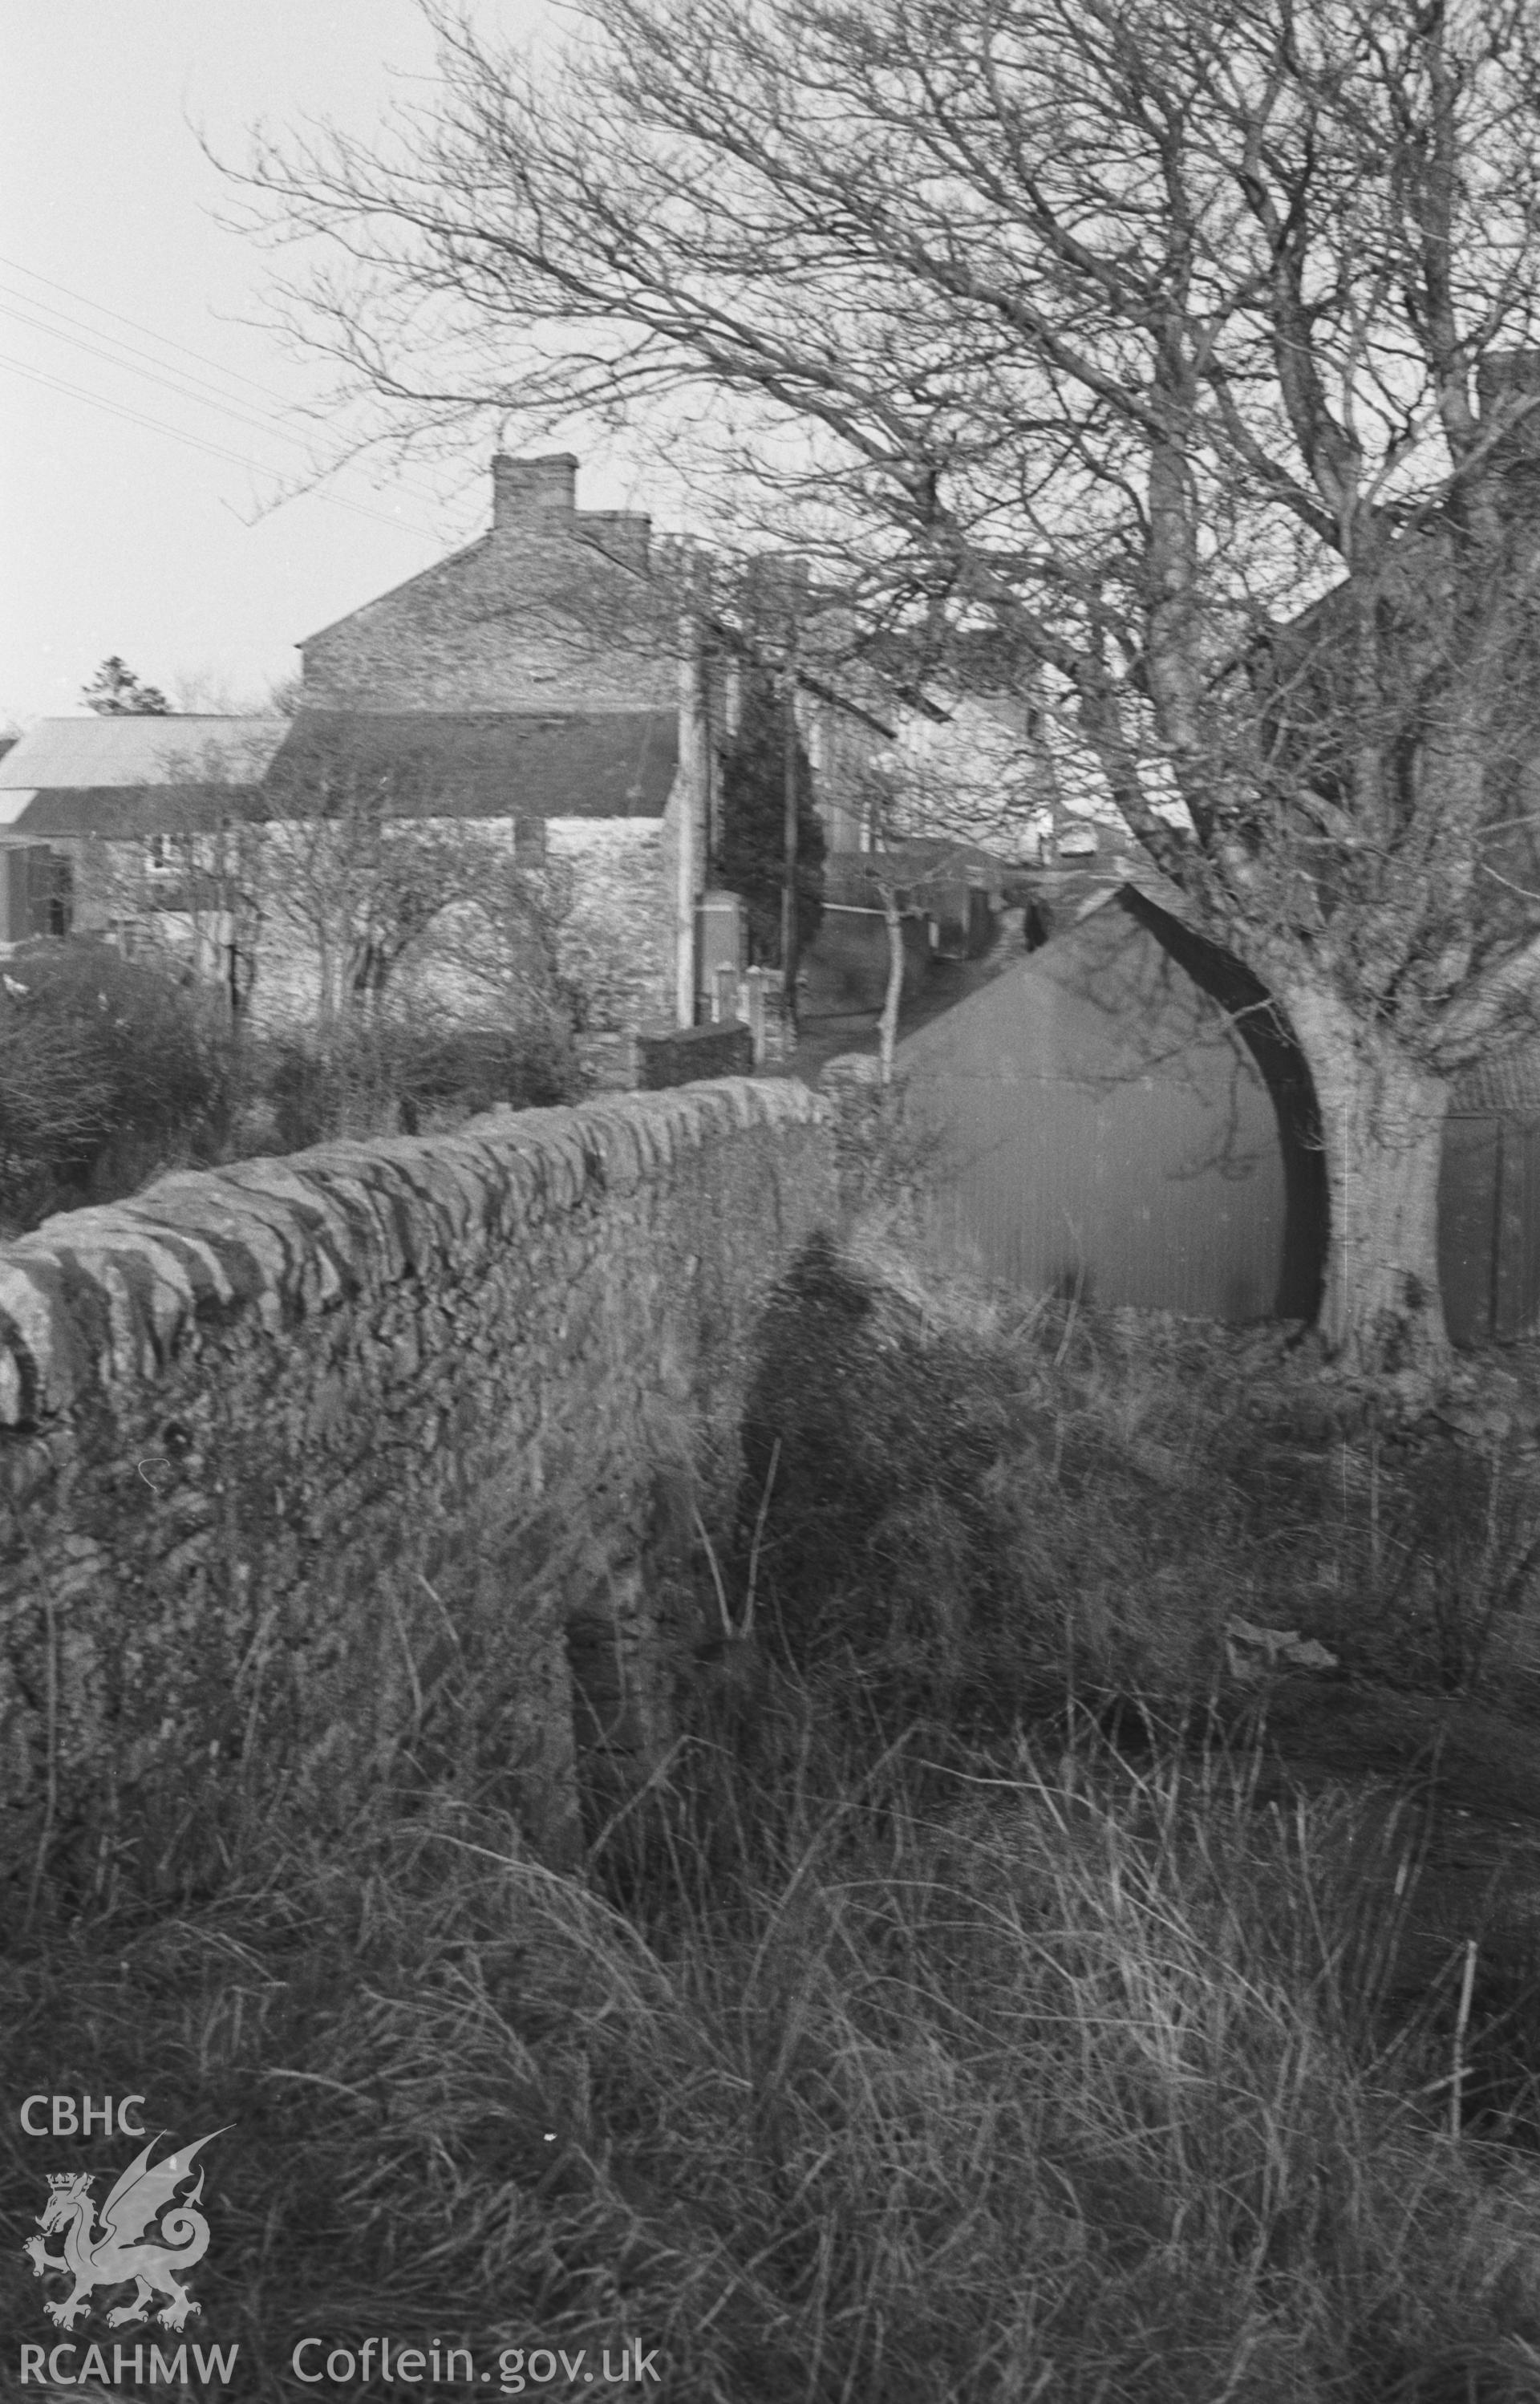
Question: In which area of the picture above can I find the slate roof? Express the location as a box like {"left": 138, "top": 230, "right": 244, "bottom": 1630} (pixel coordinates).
{"left": 0, "top": 716, "right": 289, "bottom": 836}
{"left": 0, "top": 707, "right": 682, "bottom": 837}
{"left": 265, "top": 709, "right": 680, "bottom": 821}
{"left": 5, "top": 786, "right": 265, "bottom": 838}
{"left": 0, "top": 716, "right": 287, "bottom": 792}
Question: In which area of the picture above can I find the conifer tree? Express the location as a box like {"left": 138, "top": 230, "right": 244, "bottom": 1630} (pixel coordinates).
{"left": 714, "top": 675, "right": 825, "bottom": 968}
{"left": 83, "top": 657, "right": 170, "bottom": 716}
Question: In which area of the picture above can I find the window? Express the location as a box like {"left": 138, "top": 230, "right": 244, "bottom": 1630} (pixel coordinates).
{"left": 513, "top": 817, "right": 548, "bottom": 866}
{"left": 26, "top": 846, "right": 73, "bottom": 938}
{"left": 146, "top": 833, "right": 172, "bottom": 876}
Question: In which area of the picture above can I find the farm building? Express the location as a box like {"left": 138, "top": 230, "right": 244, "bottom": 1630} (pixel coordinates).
{"left": 898, "top": 886, "right": 1540, "bottom": 1345}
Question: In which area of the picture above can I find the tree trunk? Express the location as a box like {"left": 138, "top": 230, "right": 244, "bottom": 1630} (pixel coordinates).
{"left": 1281, "top": 981, "right": 1452, "bottom": 1389}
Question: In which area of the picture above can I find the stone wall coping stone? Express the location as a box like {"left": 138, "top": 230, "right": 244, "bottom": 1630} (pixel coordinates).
{"left": 0, "top": 1078, "right": 829, "bottom": 1430}
{"left": 817, "top": 1052, "right": 889, "bottom": 1089}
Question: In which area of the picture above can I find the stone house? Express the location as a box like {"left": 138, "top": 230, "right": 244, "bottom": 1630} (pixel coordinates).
{"left": 0, "top": 716, "right": 288, "bottom": 1007}
{"left": 292, "top": 451, "right": 709, "bottom": 1035}
{"left": 0, "top": 702, "right": 683, "bottom": 1041}
{"left": 295, "top": 454, "right": 899, "bottom": 1027}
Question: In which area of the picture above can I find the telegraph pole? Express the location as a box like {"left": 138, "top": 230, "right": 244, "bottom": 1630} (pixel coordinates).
{"left": 780, "top": 620, "right": 800, "bottom": 1034}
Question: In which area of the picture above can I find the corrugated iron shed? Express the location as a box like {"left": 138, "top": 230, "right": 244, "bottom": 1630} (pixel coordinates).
{"left": 898, "top": 897, "right": 1295, "bottom": 1322}
{"left": 899, "top": 890, "right": 1540, "bottom": 1343}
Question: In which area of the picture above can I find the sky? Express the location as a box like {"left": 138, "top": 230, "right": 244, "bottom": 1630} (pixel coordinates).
{"left": 0, "top": 0, "right": 622, "bottom": 729}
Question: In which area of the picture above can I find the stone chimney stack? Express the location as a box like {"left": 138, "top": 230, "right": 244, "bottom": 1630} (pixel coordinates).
{"left": 744, "top": 552, "right": 811, "bottom": 651}
{"left": 578, "top": 511, "right": 652, "bottom": 576}
{"left": 492, "top": 453, "right": 578, "bottom": 531}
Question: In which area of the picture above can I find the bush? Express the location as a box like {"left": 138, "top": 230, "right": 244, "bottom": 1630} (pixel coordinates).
{"left": 0, "top": 938, "right": 230, "bottom": 1229}
{"left": 254, "top": 1019, "right": 577, "bottom": 1152}
{"left": 393, "top": 1022, "right": 574, "bottom": 1120}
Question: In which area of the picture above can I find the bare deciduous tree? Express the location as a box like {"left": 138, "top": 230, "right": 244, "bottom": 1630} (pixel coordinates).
{"left": 234, "top": 0, "right": 1540, "bottom": 1383}
{"left": 90, "top": 723, "right": 578, "bottom": 1122}
{"left": 257, "top": 724, "right": 571, "bottom": 1069}
{"left": 80, "top": 730, "right": 274, "bottom": 1025}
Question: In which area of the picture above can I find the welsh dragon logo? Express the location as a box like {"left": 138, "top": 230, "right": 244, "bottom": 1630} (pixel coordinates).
{"left": 23, "top": 2126, "right": 228, "bottom": 2333}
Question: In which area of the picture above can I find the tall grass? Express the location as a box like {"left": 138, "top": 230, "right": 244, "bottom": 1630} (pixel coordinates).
{"left": 10, "top": 1241, "right": 1540, "bottom": 2398}
{"left": 6, "top": 1705, "right": 1540, "bottom": 2401}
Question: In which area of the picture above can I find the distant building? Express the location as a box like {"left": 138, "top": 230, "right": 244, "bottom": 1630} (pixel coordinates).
{"left": 294, "top": 452, "right": 706, "bottom": 1031}
{"left": 0, "top": 458, "right": 889, "bottom": 1041}
{"left": 0, "top": 716, "right": 285, "bottom": 995}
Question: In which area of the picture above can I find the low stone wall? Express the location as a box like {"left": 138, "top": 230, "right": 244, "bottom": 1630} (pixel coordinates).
{"left": 637, "top": 1020, "right": 754, "bottom": 1088}
{"left": 0, "top": 1080, "right": 835, "bottom": 1906}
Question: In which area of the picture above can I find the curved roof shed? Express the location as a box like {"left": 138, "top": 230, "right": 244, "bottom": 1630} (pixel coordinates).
{"left": 897, "top": 887, "right": 1540, "bottom": 1343}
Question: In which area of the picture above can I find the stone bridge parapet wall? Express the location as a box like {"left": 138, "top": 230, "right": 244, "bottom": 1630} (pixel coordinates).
{"left": 0, "top": 1080, "right": 835, "bottom": 1903}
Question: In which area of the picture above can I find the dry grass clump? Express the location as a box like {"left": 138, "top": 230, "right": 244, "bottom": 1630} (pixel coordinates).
{"left": 6, "top": 1724, "right": 1540, "bottom": 2402}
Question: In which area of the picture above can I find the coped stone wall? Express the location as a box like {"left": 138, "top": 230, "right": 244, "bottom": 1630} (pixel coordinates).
{"left": 0, "top": 1080, "right": 835, "bottom": 1904}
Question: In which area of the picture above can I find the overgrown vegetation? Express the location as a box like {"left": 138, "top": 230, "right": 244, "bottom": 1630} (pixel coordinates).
{"left": 254, "top": 1019, "right": 576, "bottom": 1153}
{"left": 9, "top": 1235, "right": 1540, "bottom": 2398}
{"left": 728, "top": 1228, "right": 1540, "bottom": 1723}
{"left": 0, "top": 939, "right": 231, "bottom": 1230}
{"left": 0, "top": 937, "right": 579, "bottom": 1234}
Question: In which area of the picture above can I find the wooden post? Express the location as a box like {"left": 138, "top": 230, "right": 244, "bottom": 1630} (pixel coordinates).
{"left": 877, "top": 878, "right": 905, "bottom": 1088}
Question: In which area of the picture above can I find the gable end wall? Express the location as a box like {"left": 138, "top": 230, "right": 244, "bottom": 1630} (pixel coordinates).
{"left": 302, "top": 532, "right": 679, "bottom": 715}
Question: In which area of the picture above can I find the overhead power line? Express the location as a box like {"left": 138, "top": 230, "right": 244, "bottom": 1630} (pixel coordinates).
{"left": 0, "top": 250, "right": 330, "bottom": 417}
{"left": 0, "top": 297, "right": 343, "bottom": 458}
{"left": 0, "top": 350, "right": 442, "bottom": 540}
{"left": 0, "top": 251, "right": 456, "bottom": 518}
